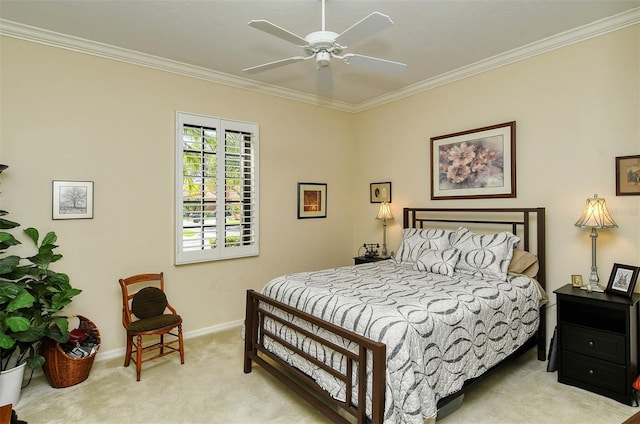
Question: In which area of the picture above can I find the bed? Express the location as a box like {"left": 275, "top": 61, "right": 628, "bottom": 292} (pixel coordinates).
{"left": 244, "top": 207, "right": 546, "bottom": 424}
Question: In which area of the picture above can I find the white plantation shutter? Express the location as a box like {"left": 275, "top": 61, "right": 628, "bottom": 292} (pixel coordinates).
{"left": 176, "top": 112, "right": 259, "bottom": 264}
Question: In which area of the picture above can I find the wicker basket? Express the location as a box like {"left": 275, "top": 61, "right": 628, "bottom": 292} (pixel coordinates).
{"left": 40, "top": 315, "right": 101, "bottom": 388}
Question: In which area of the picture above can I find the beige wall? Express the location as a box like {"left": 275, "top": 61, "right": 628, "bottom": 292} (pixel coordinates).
{"left": 1, "top": 24, "right": 638, "bottom": 355}
{"left": 0, "top": 37, "right": 356, "bottom": 354}
{"left": 353, "top": 25, "right": 640, "bottom": 337}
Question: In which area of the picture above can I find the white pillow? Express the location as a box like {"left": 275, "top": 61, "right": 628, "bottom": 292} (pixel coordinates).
{"left": 394, "top": 228, "right": 455, "bottom": 265}
{"left": 413, "top": 248, "right": 461, "bottom": 277}
{"left": 452, "top": 228, "right": 520, "bottom": 281}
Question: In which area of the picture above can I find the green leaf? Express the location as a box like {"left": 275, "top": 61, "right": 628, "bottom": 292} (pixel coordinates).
{"left": 41, "top": 231, "right": 57, "bottom": 247}
{"left": 26, "top": 354, "right": 44, "bottom": 369}
{"left": 46, "top": 318, "right": 70, "bottom": 343}
{"left": 23, "top": 227, "right": 38, "bottom": 245}
{"left": 0, "top": 255, "right": 20, "bottom": 274}
{"left": 12, "top": 326, "right": 45, "bottom": 343}
{"left": 0, "top": 329, "right": 16, "bottom": 349}
{"left": 50, "top": 316, "right": 69, "bottom": 334}
{"left": 50, "top": 288, "right": 82, "bottom": 310}
{"left": 5, "top": 316, "right": 30, "bottom": 332}
{"left": 6, "top": 289, "right": 35, "bottom": 312}
{"left": 0, "top": 218, "right": 20, "bottom": 230}
{"left": 0, "top": 281, "right": 21, "bottom": 303}
{"left": 0, "top": 232, "right": 21, "bottom": 251}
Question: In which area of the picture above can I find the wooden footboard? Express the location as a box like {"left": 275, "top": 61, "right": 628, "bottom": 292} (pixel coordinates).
{"left": 244, "top": 289, "right": 386, "bottom": 424}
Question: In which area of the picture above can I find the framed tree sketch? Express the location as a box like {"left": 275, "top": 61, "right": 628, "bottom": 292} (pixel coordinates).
{"left": 52, "top": 180, "right": 94, "bottom": 220}
{"left": 430, "top": 121, "right": 516, "bottom": 200}
{"left": 297, "top": 183, "right": 327, "bottom": 219}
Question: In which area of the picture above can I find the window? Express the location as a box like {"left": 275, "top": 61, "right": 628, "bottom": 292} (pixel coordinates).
{"left": 175, "top": 112, "right": 259, "bottom": 264}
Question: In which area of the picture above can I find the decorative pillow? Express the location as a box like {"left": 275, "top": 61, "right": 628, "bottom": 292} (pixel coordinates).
{"left": 413, "top": 248, "right": 461, "bottom": 277}
{"left": 521, "top": 261, "right": 539, "bottom": 278}
{"left": 394, "top": 228, "right": 455, "bottom": 264}
{"left": 452, "top": 228, "right": 520, "bottom": 281}
{"left": 132, "top": 287, "right": 168, "bottom": 319}
{"left": 508, "top": 249, "right": 538, "bottom": 276}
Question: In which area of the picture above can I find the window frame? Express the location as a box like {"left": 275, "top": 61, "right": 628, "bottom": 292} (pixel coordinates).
{"left": 175, "top": 111, "right": 259, "bottom": 264}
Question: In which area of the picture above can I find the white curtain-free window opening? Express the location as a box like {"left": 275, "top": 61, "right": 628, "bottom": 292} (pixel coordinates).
{"left": 176, "top": 112, "right": 259, "bottom": 264}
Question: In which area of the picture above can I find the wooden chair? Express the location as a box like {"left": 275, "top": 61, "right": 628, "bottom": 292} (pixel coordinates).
{"left": 118, "top": 272, "right": 184, "bottom": 381}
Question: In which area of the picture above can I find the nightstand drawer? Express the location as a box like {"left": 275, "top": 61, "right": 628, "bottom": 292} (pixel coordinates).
{"left": 561, "top": 323, "right": 625, "bottom": 364}
{"left": 561, "top": 350, "right": 626, "bottom": 394}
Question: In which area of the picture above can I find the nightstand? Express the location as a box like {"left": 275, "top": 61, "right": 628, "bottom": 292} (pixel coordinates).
{"left": 554, "top": 284, "right": 640, "bottom": 405}
{"left": 354, "top": 256, "right": 388, "bottom": 265}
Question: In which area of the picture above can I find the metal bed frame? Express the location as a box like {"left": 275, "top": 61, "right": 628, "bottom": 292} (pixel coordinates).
{"left": 244, "top": 207, "right": 546, "bottom": 424}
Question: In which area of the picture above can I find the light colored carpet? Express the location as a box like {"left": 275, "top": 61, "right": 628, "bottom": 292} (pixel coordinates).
{"left": 13, "top": 327, "right": 639, "bottom": 423}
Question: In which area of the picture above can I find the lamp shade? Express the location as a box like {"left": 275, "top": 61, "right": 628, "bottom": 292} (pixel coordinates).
{"left": 376, "top": 202, "right": 394, "bottom": 220}
{"left": 574, "top": 194, "right": 618, "bottom": 229}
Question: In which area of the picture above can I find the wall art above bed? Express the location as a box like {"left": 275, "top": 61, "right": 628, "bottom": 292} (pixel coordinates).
{"left": 430, "top": 121, "right": 516, "bottom": 200}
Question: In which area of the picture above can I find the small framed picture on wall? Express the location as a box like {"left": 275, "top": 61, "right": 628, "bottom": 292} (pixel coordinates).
{"left": 297, "top": 183, "right": 327, "bottom": 219}
{"left": 52, "top": 180, "right": 94, "bottom": 220}
{"left": 616, "top": 155, "right": 640, "bottom": 196}
{"left": 370, "top": 182, "right": 391, "bottom": 203}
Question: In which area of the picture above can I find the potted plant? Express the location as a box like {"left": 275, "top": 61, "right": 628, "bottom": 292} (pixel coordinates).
{"left": 0, "top": 214, "right": 82, "bottom": 406}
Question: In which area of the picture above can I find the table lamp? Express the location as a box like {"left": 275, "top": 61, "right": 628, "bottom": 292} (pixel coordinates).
{"left": 376, "top": 201, "right": 394, "bottom": 258}
{"left": 574, "top": 194, "right": 617, "bottom": 292}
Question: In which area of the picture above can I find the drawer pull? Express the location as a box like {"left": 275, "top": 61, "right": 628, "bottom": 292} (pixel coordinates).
{"left": 588, "top": 341, "right": 594, "bottom": 347}
{"left": 588, "top": 369, "right": 595, "bottom": 375}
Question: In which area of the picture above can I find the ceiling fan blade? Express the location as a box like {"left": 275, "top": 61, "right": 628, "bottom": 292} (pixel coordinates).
{"left": 248, "top": 20, "right": 308, "bottom": 46}
{"left": 333, "top": 12, "right": 394, "bottom": 47}
{"left": 343, "top": 53, "right": 407, "bottom": 74}
{"left": 243, "top": 56, "right": 307, "bottom": 74}
{"left": 317, "top": 66, "right": 333, "bottom": 92}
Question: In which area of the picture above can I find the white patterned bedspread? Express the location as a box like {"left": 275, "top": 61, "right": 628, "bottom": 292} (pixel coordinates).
{"left": 260, "top": 259, "right": 541, "bottom": 424}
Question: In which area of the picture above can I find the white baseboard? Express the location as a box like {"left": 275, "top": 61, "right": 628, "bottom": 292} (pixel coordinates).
{"left": 94, "top": 319, "right": 244, "bottom": 362}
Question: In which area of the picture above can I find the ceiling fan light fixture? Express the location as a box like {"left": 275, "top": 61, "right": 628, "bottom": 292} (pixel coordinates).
{"left": 316, "top": 51, "right": 331, "bottom": 67}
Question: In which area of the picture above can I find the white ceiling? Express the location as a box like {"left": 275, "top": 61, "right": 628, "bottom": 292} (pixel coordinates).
{"left": 1, "top": 0, "right": 639, "bottom": 111}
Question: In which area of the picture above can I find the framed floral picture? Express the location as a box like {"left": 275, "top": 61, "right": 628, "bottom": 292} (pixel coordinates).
{"left": 430, "top": 121, "right": 516, "bottom": 200}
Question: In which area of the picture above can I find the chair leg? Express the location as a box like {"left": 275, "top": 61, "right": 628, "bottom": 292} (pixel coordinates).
{"left": 178, "top": 323, "right": 185, "bottom": 365}
{"left": 124, "top": 335, "right": 133, "bottom": 367}
{"left": 136, "top": 334, "right": 143, "bottom": 381}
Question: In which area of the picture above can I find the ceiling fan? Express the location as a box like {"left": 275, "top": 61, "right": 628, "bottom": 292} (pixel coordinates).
{"left": 243, "top": 0, "right": 407, "bottom": 92}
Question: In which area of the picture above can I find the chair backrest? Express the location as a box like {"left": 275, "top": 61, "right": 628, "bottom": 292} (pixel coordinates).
{"left": 119, "top": 273, "right": 176, "bottom": 327}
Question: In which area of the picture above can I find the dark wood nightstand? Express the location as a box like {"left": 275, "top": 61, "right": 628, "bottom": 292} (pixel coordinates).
{"left": 554, "top": 284, "right": 640, "bottom": 405}
{"left": 354, "top": 256, "right": 388, "bottom": 265}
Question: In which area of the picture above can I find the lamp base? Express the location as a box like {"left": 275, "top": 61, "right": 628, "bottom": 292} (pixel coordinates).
{"left": 581, "top": 285, "right": 604, "bottom": 293}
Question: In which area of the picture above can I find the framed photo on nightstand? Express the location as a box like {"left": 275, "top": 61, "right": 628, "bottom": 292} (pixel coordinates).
{"left": 571, "top": 274, "right": 583, "bottom": 288}
{"left": 605, "top": 263, "right": 640, "bottom": 297}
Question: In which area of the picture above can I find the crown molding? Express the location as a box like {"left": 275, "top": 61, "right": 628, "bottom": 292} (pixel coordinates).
{"left": 355, "top": 7, "right": 640, "bottom": 112}
{"left": 1, "top": 7, "right": 638, "bottom": 114}
{"left": 0, "top": 19, "right": 357, "bottom": 113}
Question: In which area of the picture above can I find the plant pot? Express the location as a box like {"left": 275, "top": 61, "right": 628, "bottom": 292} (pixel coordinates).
{"left": 0, "top": 362, "right": 26, "bottom": 407}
